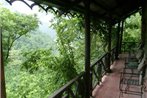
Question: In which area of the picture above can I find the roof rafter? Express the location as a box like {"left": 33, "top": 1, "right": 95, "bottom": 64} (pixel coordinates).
{"left": 92, "top": 0, "right": 110, "bottom": 12}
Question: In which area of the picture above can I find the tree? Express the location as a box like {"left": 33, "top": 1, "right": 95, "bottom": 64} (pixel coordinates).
{"left": 50, "top": 15, "right": 118, "bottom": 66}
{"left": 50, "top": 16, "right": 85, "bottom": 73}
{"left": 123, "top": 13, "right": 141, "bottom": 42}
{"left": 0, "top": 6, "right": 39, "bottom": 62}
{"left": 22, "top": 49, "right": 53, "bottom": 73}
{"left": 121, "top": 13, "right": 141, "bottom": 52}
{"left": 13, "top": 31, "right": 56, "bottom": 52}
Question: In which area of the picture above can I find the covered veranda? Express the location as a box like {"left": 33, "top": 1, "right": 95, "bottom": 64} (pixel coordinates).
{"left": 92, "top": 54, "right": 147, "bottom": 98}
{"left": 1, "top": 0, "right": 147, "bottom": 98}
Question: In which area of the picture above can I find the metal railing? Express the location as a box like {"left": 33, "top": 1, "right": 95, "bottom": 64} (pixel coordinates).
{"left": 49, "top": 47, "right": 116, "bottom": 98}
{"left": 49, "top": 72, "right": 86, "bottom": 98}
{"left": 90, "top": 53, "right": 107, "bottom": 90}
{"left": 121, "top": 42, "right": 139, "bottom": 53}
{"left": 90, "top": 47, "right": 116, "bottom": 90}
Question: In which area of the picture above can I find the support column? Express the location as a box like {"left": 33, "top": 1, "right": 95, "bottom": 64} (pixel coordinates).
{"left": 115, "top": 22, "right": 121, "bottom": 59}
{"left": 141, "top": 1, "right": 146, "bottom": 49}
{"left": 119, "top": 21, "right": 124, "bottom": 53}
{"left": 84, "top": 0, "right": 91, "bottom": 98}
{"left": 1, "top": 27, "right": 6, "bottom": 98}
{"left": 107, "top": 23, "right": 112, "bottom": 73}
{"left": 142, "top": 0, "right": 147, "bottom": 79}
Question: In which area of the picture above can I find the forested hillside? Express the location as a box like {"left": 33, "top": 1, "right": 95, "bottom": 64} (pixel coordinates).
{"left": 1, "top": 4, "right": 141, "bottom": 98}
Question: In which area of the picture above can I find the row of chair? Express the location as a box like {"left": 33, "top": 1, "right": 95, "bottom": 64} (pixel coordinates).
{"left": 119, "top": 49, "right": 146, "bottom": 98}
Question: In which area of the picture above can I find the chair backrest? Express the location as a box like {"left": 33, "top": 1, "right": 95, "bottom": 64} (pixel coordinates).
{"left": 137, "top": 54, "right": 146, "bottom": 71}
{"left": 144, "top": 65, "right": 147, "bottom": 79}
{"left": 136, "top": 49, "right": 144, "bottom": 60}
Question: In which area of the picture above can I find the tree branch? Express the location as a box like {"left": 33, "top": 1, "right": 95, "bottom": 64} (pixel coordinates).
{"left": 5, "top": 35, "right": 22, "bottom": 60}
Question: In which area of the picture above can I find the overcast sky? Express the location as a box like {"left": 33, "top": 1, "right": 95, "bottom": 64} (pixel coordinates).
{"left": 0, "top": 0, "right": 56, "bottom": 39}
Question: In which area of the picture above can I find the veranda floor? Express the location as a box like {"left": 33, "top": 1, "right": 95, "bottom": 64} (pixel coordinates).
{"left": 92, "top": 54, "right": 147, "bottom": 98}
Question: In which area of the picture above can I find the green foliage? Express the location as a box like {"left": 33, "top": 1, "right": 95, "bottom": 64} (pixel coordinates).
{"left": 123, "top": 13, "right": 141, "bottom": 42}
{"left": 13, "top": 31, "right": 56, "bottom": 52}
{"left": 122, "top": 13, "right": 141, "bottom": 52}
{"left": 50, "top": 16, "right": 110, "bottom": 70}
{"left": 91, "top": 19, "right": 117, "bottom": 51}
{"left": 51, "top": 16, "right": 85, "bottom": 73}
{"left": 0, "top": 6, "right": 39, "bottom": 62}
{"left": 5, "top": 65, "right": 59, "bottom": 98}
{"left": 5, "top": 32, "right": 61, "bottom": 98}
{"left": 3, "top": 3, "right": 141, "bottom": 97}
{"left": 22, "top": 49, "right": 52, "bottom": 73}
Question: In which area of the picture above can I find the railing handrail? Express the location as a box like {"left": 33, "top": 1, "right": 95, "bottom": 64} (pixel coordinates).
{"left": 111, "top": 47, "right": 116, "bottom": 51}
{"left": 49, "top": 72, "right": 85, "bottom": 98}
{"left": 49, "top": 46, "right": 116, "bottom": 98}
{"left": 90, "top": 53, "right": 107, "bottom": 68}
{"left": 90, "top": 47, "right": 116, "bottom": 68}
{"left": 121, "top": 41, "right": 139, "bottom": 52}
{"left": 122, "top": 41, "right": 138, "bottom": 43}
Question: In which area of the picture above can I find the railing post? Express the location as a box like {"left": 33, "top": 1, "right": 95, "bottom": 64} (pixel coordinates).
{"left": 84, "top": 0, "right": 91, "bottom": 98}
{"left": 107, "top": 23, "right": 112, "bottom": 73}
{"left": 90, "top": 71, "right": 93, "bottom": 95}
{"left": 115, "top": 22, "right": 120, "bottom": 59}
{"left": 1, "top": 27, "right": 6, "bottom": 98}
{"left": 119, "top": 21, "right": 124, "bottom": 53}
{"left": 141, "top": 0, "right": 146, "bottom": 48}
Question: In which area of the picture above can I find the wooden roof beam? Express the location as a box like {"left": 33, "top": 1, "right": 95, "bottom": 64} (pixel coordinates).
{"left": 92, "top": 0, "right": 111, "bottom": 12}
{"left": 72, "top": 0, "right": 83, "bottom": 5}
{"left": 42, "top": 0, "right": 83, "bottom": 8}
{"left": 90, "top": 0, "right": 124, "bottom": 22}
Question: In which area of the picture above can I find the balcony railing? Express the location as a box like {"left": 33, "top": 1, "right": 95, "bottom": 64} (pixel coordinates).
{"left": 49, "top": 72, "right": 86, "bottom": 98}
{"left": 121, "top": 42, "right": 139, "bottom": 53}
{"left": 49, "top": 47, "right": 116, "bottom": 98}
{"left": 90, "top": 47, "right": 116, "bottom": 90}
{"left": 49, "top": 41, "right": 140, "bottom": 98}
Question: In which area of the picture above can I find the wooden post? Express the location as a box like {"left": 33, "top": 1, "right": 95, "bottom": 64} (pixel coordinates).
{"left": 141, "top": 1, "right": 146, "bottom": 48}
{"left": 115, "top": 22, "right": 120, "bottom": 59}
{"left": 84, "top": 0, "right": 91, "bottom": 98}
{"left": 0, "top": 27, "right": 6, "bottom": 98}
{"left": 119, "top": 21, "right": 124, "bottom": 53}
{"left": 142, "top": 0, "right": 147, "bottom": 79}
{"left": 107, "top": 23, "right": 112, "bottom": 73}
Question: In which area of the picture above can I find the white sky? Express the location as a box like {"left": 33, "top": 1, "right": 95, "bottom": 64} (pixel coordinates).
{"left": 1, "top": 0, "right": 54, "bottom": 24}
{"left": 0, "top": 0, "right": 56, "bottom": 38}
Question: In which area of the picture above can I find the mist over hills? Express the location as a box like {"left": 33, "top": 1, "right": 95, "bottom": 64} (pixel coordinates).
{"left": 1, "top": 0, "right": 57, "bottom": 39}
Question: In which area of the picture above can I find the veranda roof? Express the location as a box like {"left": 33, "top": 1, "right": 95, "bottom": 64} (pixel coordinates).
{"left": 6, "top": 0, "right": 141, "bottom": 24}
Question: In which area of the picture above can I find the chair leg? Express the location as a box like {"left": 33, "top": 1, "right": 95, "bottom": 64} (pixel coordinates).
{"left": 143, "top": 80, "right": 147, "bottom": 92}
{"left": 140, "top": 83, "right": 143, "bottom": 98}
{"left": 119, "top": 91, "right": 123, "bottom": 98}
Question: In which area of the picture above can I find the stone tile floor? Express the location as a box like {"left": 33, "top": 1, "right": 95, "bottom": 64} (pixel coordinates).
{"left": 92, "top": 54, "right": 147, "bottom": 98}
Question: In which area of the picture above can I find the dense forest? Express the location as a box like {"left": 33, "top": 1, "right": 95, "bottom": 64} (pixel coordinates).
{"left": 1, "top": 4, "right": 141, "bottom": 98}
